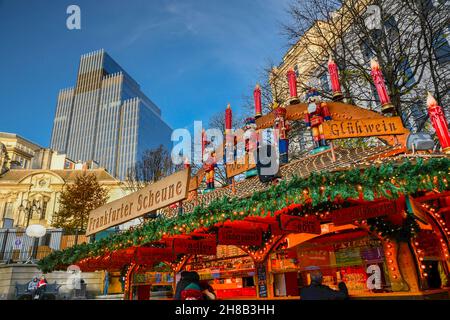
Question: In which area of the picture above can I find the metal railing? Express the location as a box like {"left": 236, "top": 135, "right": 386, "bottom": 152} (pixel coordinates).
{"left": 0, "top": 229, "right": 63, "bottom": 264}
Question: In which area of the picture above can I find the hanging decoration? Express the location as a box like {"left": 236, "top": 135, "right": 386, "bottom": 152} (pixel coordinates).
{"left": 38, "top": 158, "right": 450, "bottom": 273}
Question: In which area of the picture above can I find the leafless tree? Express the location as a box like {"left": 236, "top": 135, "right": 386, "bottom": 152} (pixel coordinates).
{"left": 401, "top": 0, "right": 450, "bottom": 115}
{"left": 281, "top": 0, "right": 449, "bottom": 132}
{"left": 124, "top": 145, "right": 176, "bottom": 192}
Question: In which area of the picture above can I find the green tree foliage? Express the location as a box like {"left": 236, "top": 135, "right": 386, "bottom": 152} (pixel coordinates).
{"left": 52, "top": 173, "right": 109, "bottom": 233}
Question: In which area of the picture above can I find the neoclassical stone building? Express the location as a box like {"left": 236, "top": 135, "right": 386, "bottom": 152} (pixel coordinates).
{"left": 0, "top": 168, "right": 126, "bottom": 229}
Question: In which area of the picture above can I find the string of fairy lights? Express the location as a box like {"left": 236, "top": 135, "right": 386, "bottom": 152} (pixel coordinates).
{"left": 37, "top": 157, "right": 450, "bottom": 273}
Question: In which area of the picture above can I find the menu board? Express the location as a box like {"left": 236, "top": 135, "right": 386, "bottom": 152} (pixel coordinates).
{"left": 256, "top": 263, "right": 268, "bottom": 298}
{"left": 133, "top": 272, "right": 174, "bottom": 284}
{"left": 361, "top": 247, "right": 384, "bottom": 263}
{"left": 335, "top": 248, "right": 363, "bottom": 267}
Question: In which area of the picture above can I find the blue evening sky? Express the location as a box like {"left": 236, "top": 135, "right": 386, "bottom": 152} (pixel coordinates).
{"left": 0, "top": 0, "right": 292, "bottom": 147}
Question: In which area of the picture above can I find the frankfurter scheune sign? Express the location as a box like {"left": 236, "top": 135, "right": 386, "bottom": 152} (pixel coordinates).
{"left": 323, "top": 117, "right": 407, "bottom": 139}
{"left": 86, "top": 169, "right": 190, "bottom": 236}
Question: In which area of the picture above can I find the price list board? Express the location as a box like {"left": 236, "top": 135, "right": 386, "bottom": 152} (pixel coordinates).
{"left": 256, "top": 263, "right": 268, "bottom": 298}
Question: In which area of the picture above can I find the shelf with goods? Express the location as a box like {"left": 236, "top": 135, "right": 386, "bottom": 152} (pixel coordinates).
{"left": 187, "top": 246, "right": 257, "bottom": 299}
{"left": 269, "top": 231, "right": 398, "bottom": 296}
{"left": 132, "top": 272, "right": 175, "bottom": 286}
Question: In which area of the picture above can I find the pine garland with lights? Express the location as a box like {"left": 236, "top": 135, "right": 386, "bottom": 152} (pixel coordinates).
{"left": 38, "top": 158, "right": 450, "bottom": 273}
{"left": 367, "top": 215, "right": 420, "bottom": 242}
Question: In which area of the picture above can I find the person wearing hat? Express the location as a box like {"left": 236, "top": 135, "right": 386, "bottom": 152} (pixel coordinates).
{"left": 35, "top": 275, "right": 48, "bottom": 300}
{"left": 27, "top": 277, "right": 39, "bottom": 299}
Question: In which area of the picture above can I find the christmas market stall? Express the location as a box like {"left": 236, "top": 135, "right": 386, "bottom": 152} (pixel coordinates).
{"left": 38, "top": 59, "right": 450, "bottom": 300}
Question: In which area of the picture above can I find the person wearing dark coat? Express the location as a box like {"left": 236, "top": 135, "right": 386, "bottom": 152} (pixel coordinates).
{"left": 174, "top": 271, "right": 201, "bottom": 300}
{"left": 300, "top": 271, "right": 349, "bottom": 300}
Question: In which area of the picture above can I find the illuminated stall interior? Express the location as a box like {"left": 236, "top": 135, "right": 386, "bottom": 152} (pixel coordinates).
{"left": 185, "top": 245, "right": 257, "bottom": 299}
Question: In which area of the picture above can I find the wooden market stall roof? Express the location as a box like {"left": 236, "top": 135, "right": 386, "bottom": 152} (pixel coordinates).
{"left": 177, "top": 144, "right": 402, "bottom": 215}
{"left": 37, "top": 144, "right": 450, "bottom": 273}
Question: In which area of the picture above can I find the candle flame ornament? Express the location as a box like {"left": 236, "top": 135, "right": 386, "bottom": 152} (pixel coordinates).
{"left": 370, "top": 58, "right": 395, "bottom": 114}
{"left": 427, "top": 92, "right": 450, "bottom": 154}
{"left": 286, "top": 68, "right": 300, "bottom": 105}
{"left": 328, "top": 56, "right": 343, "bottom": 101}
{"left": 254, "top": 84, "right": 262, "bottom": 118}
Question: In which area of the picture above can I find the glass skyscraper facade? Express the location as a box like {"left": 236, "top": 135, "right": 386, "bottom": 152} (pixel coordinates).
{"left": 50, "top": 49, "right": 172, "bottom": 180}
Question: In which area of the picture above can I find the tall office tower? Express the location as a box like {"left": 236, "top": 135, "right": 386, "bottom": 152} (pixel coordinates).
{"left": 50, "top": 49, "right": 172, "bottom": 180}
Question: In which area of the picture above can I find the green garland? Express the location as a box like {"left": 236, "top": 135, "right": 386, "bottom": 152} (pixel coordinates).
{"left": 38, "top": 158, "right": 450, "bottom": 273}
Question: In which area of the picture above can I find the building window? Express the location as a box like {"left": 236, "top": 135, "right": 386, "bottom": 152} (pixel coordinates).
{"left": 40, "top": 201, "right": 48, "bottom": 220}
{"left": 384, "top": 15, "right": 400, "bottom": 44}
{"left": 4, "top": 202, "right": 14, "bottom": 219}
{"left": 399, "top": 59, "right": 416, "bottom": 88}
{"left": 41, "top": 233, "right": 51, "bottom": 246}
{"left": 294, "top": 65, "right": 300, "bottom": 78}
{"left": 319, "top": 73, "right": 331, "bottom": 93}
{"left": 435, "top": 32, "right": 450, "bottom": 65}
{"left": 360, "top": 39, "right": 375, "bottom": 62}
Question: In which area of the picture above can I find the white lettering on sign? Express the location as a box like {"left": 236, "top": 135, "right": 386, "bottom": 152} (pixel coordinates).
{"left": 66, "top": 5, "right": 81, "bottom": 30}
{"left": 366, "top": 264, "right": 382, "bottom": 290}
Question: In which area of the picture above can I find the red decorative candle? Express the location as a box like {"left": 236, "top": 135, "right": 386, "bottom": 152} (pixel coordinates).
{"left": 225, "top": 103, "right": 232, "bottom": 131}
{"left": 328, "top": 56, "right": 342, "bottom": 99}
{"left": 427, "top": 92, "right": 450, "bottom": 154}
{"left": 287, "top": 68, "right": 298, "bottom": 98}
{"left": 370, "top": 59, "right": 394, "bottom": 113}
{"left": 254, "top": 84, "right": 262, "bottom": 117}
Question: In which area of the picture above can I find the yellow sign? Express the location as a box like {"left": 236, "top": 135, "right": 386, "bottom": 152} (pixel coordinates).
{"left": 323, "top": 117, "right": 407, "bottom": 139}
{"left": 86, "top": 169, "right": 190, "bottom": 236}
{"left": 226, "top": 154, "right": 256, "bottom": 178}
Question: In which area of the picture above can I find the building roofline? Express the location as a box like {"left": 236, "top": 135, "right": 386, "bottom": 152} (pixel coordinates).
{"left": 0, "top": 132, "right": 43, "bottom": 150}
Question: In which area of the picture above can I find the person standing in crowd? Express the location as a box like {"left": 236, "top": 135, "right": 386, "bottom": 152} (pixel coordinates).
{"left": 300, "top": 270, "right": 348, "bottom": 300}
{"left": 119, "top": 266, "right": 127, "bottom": 293}
{"left": 180, "top": 272, "right": 203, "bottom": 300}
{"left": 103, "top": 271, "right": 109, "bottom": 296}
{"left": 174, "top": 271, "right": 204, "bottom": 300}
{"left": 174, "top": 271, "right": 190, "bottom": 300}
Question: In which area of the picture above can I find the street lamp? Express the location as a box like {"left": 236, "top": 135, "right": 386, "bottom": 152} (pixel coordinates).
{"left": 18, "top": 199, "right": 41, "bottom": 228}
{"left": 25, "top": 224, "right": 47, "bottom": 264}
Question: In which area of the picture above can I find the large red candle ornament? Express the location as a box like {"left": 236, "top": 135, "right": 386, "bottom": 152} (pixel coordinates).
{"left": 370, "top": 58, "right": 395, "bottom": 114}
{"left": 225, "top": 103, "right": 232, "bottom": 131}
{"left": 287, "top": 68, "right": 299, "bottom": 104}
{"left": 254, "top": 84, "right": 262, "bottom": 118}
{"left": 328, "top": 56, "right": 343, "bottom": 101}
{"left": 224, "top": 104, "right": 235, "bottom": 164}
{"left": 427, "top": 92, "right": 450, "bottom": 154}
